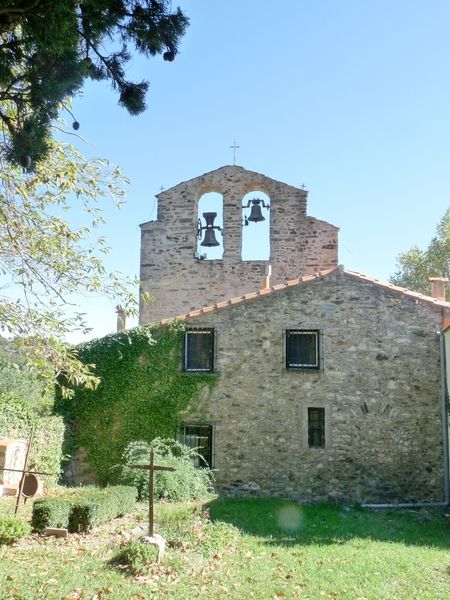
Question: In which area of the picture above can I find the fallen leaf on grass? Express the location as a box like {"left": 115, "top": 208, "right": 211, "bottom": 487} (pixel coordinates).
{"left": 61, "top": 590, "right": 83, "bottom": 600}
{"left": 91, "top": 588, "right": 113, "bottom": 599}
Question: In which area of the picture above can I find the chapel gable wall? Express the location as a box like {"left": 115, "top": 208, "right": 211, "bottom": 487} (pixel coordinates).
{"left": 184, "top": 274, "right": 444, "bottom": 503}
{"left": 140, "top": 166, "right": 338, "bottom": 323}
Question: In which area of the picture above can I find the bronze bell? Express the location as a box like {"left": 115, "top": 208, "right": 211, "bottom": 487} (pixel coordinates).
{"left": 247, "top": 200, "right": 265, "bottom": 223}
{"left": 200, "top": 212, "right": 220, "bottom": 247}
{"left": 201, "top": 228, "right": 220, "bottom": 247}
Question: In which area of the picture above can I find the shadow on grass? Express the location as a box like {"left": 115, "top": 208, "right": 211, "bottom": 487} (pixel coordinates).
{"left": 204, "top": 497, "right": 450, "bottom": 550}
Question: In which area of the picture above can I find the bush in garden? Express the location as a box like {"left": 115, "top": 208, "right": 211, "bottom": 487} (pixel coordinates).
{"left": 31, "top": 485, "right": 136, "bottom": 533}
{"left": 117, "top": 438, "right": 214, "bottom": 502}
{"left": 31, "top": 497, "right": 73, "bottom": 532}
{"left": 68, "top": 486, "right": 136, "bottom": 532}
{"left": 115, "top": 440, "right": 151, "bottom": 501}
{"left": 0, "top": 515, "right": 31, "bottom": 544}
{"left": 114, "top": 541, "right": 159, "bottom": 574}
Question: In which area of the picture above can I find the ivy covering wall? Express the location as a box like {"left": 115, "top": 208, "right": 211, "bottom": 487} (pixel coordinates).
{"left": 0, "top": 339, "right": 65, "bottom": 486}
{"left": 55, "top": 324, "right": 216, "bottom": 485}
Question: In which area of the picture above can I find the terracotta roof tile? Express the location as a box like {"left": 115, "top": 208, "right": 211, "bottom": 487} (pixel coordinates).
{"left": 343, "top": 269, "right": 450, "bottom": 308}
{"left": 201, "top": 305, "right": 216, "bottom": 313}
{"left": 258, "top": 287, "right": 272, "bottom": 295}
{"left": 158, "top": 267, "right": 449, "bottom": 323}
{"left": 216, "top": 300, "right": 229, "bottom": 309}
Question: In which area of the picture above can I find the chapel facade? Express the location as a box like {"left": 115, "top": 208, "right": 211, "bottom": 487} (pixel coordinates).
{"left": 139, "top": 165, "right": 338, "bottom": 323}
{"left": 137, "top": 166, "right": 450, "bottom": 503}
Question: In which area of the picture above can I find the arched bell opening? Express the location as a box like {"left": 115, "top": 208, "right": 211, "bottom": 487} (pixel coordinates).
{"left": 196, "top": 192, "right": 224, "bottom": 260}
{"left": 241, "top": 190, "right": 270, "bottom": 261}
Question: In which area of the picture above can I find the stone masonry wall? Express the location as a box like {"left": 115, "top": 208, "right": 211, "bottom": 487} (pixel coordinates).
{"left": 185, "top": 273, "right": 445, "bottom": 503}
{"left": 140, "top": 166, "right": 338, "bottom": 323}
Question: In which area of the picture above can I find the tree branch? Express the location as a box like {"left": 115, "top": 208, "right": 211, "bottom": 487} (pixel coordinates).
{"left": 0, "top": 1, "right": 43, "bottom": 17}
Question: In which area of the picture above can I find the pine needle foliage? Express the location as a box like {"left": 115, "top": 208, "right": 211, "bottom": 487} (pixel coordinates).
{"left": 0, "top": 1, "right": 189, "bottom": 166}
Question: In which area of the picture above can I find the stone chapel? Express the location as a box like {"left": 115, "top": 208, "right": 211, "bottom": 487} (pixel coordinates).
{"left": 139, "top": 165, "right": 450, "bottom": 503}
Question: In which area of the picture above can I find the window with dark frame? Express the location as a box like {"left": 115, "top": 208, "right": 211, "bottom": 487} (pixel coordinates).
{"left": 184, "top": 328, "right": 214, "bottom": 372}
{"left": 308, "top": 407, "right": 325, "bottom": 448}
{"left": 179, "top": 424, "right": 213, "bottom": 468}
{"left": 286, "top": 329, "right": 320, "bottom": 370}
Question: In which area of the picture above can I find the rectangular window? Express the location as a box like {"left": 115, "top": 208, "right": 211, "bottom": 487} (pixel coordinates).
{"left": 308, "top": 407, "right": 325, "bottom": 448}
{"left": 184, "top": 328, "right": 214, "bottom": 372}
{"left": 286, "top": 329, "right": 320, "bottom": 370}
{"left": 179, "top": 424, "right": 213, "bottom": 468}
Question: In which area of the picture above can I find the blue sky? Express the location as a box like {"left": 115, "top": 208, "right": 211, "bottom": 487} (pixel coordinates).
{"left": 68, "top": 0, "right": 450, "bottom": 341}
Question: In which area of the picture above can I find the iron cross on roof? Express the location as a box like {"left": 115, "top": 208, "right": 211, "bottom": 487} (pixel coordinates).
{"left": 127, "top": 448, "right": 175, "bottom": 537}
{"left": 230, "top": 138, "right": 240, "bottom": 165}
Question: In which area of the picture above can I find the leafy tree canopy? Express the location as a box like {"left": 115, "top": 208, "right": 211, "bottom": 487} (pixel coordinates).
{"left": 0, "top": 1, "right": 189, "bottom": 167}
{"left": 390, "top": 208, "right": 450, "bottom": 299}
{"left": 0, "top": 335, "right": 49, "bottom": 410}
{"left": 0, "top": 139, "right": 137, "bottom": 393}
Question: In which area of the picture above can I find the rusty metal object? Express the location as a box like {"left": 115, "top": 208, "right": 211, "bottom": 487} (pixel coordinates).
{"left": 0, "top": 428, "right": 55, "bottom": 513}
{"left": 22, "top": 473, "right": 39, "bottom": 498}
{"left": 127, "top": 448, "right": 175, "bottom": 537}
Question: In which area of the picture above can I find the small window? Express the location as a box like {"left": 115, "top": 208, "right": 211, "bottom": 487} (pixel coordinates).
{"left": 308, "top": 407, "right": 325, "bottom": 448}
{"left": 184, "top": 328, "right": 214, "bottom": 372}
{"left": 179, "top": 424, "right": 213, "bottom": 468}
{"left": 286, "top": 329, "right": 320, "bottom": 370}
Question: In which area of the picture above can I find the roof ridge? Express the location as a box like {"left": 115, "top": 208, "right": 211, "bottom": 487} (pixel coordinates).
{"left": 159, "top": 267, "right": 449, "bottom": 326}
{"left": 342, "top": 269, "right": 450, "bottom": 308}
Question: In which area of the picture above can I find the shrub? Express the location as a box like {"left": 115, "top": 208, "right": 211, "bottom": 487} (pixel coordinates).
{"left": 117, "top": 438, "right": 214, "bottom": 502}
{"left": 0, "top": 515, "right": 31, "bottom": 544}
{"left": 69, "top": 486, "right": 136, "bottom": 533}
{"left": 32, "top": 485, "right": 136, "bottom": 533}
{"left": 115, "top": 541, "right": 159, "bottom": 574}
{"left": 31, "top": 497, "right": 73, "bottom": 532}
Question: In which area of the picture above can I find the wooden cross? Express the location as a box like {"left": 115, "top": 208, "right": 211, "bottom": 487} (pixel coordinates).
{"left": 230, "top": 138, "right": 240, "bottom": 165}
{"left": 127, "top": 448, "right": 175, "bottom": 537}
{"left": 0, "top": 429, "right": 55, "bottom": 514}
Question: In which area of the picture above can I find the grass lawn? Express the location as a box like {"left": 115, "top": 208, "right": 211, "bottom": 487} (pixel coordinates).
{"left": 0, "top": 495, "right": 449, "bottom": 599}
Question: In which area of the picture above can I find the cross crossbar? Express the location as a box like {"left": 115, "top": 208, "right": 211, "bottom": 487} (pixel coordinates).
{"left": 126, "top": 464, "right": 175, "bottom": 472}
{"left": 128, "top": 449, "right": 177, "bottom": 536}
{"left": 0, "top": 467, "right": 53, "bottom": 476}
{"left": 230, "top": 138, "right": 240, "bottom": 165}
{"left": 0, "top": 428, "right": 57, "bottom": 514}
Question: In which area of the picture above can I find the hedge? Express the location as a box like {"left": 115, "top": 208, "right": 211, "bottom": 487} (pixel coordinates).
{"left": 31, "top": 485, "right": 136, "bottom": 533}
